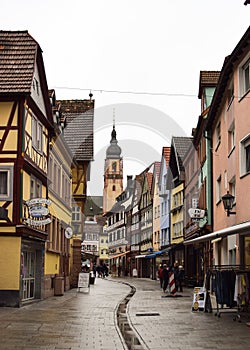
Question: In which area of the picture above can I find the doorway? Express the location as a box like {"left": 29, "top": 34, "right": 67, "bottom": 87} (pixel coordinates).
{"left": 21, "top": 250, "right": 36, "bottom": 301}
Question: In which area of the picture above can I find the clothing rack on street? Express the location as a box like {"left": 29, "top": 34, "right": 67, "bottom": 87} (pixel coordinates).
{"left": 205, "top": 265, "right": 250, "bottom": 321}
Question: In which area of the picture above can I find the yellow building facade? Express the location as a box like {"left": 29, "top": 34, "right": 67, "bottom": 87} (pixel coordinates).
{"left": 0, "top": 31, "right": 54, "bottom": 306}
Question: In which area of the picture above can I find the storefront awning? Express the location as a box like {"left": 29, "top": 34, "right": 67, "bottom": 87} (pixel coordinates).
{"left": 184, "top": 221, "right": 250, "bottom": 245}
{"left": 135, "top": 248, "right": 171, "bottom": 259}
{"left": 108, "top": 251, "right": 129, "bottom": 259}
{"left": 145, "top": 251, "right": 164, "bottom": 258}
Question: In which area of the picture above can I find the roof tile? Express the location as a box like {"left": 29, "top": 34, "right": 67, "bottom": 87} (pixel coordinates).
{"left": 0, "top": 31, "right": 37, "bottom": 93}
{"left": 58, "top": 99, "right": 94, "bottom": 161}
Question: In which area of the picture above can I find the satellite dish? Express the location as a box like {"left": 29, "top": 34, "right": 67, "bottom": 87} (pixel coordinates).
{"left": 65, "top": 227, "right": 73, "bottom": 239}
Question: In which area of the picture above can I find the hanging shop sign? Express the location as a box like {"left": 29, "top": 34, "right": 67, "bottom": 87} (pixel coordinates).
{"left": 26, "top": 198, "right": 52, "bottom": 206}
{"left": 25, "top": 217, "right": 51, "bottom": 226}
{"left": 25, "top": 198, "right": 52, "bottom": 226}
{"left": 188, "top": 208, "right": 206, "bottom": 220}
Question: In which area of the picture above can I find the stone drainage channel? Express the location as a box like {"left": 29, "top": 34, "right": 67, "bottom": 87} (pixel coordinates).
{"left": 116, "top": 283, "right": 146, "bottom": 350}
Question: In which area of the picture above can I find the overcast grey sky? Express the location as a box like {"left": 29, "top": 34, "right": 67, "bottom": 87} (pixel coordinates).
{"left": 2, "top": 1, "right": 250, "bottom": 195}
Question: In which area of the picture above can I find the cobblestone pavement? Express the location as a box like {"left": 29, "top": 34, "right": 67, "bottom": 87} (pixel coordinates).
{"left": 0, "top": 279, "right": 130, "bottom": 350}
{"left": 0, "top": 277, "right": 250, "bottom": 349}
{"left": 124, "top": 277, "right": 250, "bottom": 350}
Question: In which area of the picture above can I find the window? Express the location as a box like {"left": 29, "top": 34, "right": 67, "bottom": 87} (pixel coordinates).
{"left": 112, "top": 162, "right": 117, "bottom": 172}
{"left": 30, "top": 176, "right": 42, "bottom": 199}
{"left": 216, "top": 175, "right": 221, "bottom": 204}
{"left": 243, "top": 59, "right": 250, "bottom": 94}
{"left": 0, "top": 172, "right": 8, "bottom": 196}
{"left": 112, "top": 185, "right": 116, "bottom": 191}
{"left": 32, "top": 115, "right": 43, "bottom": 152}
{"left": 240, "top": 134, "right": 250, "bottom": 176}
{"left": 239, "top": 57, "right": 250, "bottom": 98}
{"left": 215, "top": 122, "right": 221, "bottom": 149}
{"left": 228, "top": 122, "right": 235, "bottom": 154}
{"left": 229, "top": 178, "right": 236, "bottom": 205}
{"left": 246, "top": 145, "right": 250, "bottom": 172}
{"left": 0, "top": 166, "right": 13, "bottom": 200}
{"left": 227, "top": 79, "right": 234, "bottom": 108}
{"left": 72, "top": 206, "right": 81, "bottom": 221}
{"left": 32, "top": 78, "right": 40, "bottom": 96}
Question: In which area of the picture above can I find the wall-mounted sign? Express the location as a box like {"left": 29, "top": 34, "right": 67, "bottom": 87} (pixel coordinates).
{"left": 26, "top": 198, "right": 52, "bottom": 206}
{"left": 188, "top": 208, "right": 206, "bottom": 219}
{"left": 25, "top": 217, "right": 51, "bottom": 226}
{"left": 25, "top": 197, "right": 52, "bottom": 227}
{"left": 28, "top": 206, "right": 49, "bottom": 218}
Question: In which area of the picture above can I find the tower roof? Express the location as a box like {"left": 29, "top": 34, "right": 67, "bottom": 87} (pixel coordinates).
{"left": 106, "top": 125, "right": 122, "bottom": 159}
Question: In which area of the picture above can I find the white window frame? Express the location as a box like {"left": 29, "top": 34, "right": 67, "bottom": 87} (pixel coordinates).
{"left": 215, "top": 122, "right": 221, "bottom": 149}
{"left": 238, "top": 54, "right": 250, "bottom": 99}
{"left": 228, "top": 122, "right": 235, "bottom": 155}
{"left": 32, "top": 114, "right": 43, "bottom": 153}
{"left": 72, "top": 206, "right": 81, "bottom": 222}
{"left": 216, "top": 175, "right": 221, "bottom": 204}
{"left": 0, "top": 166, "right": 13, "bottom": 200}
{"left": 229, "top": 177, "right": 236, "bottom": 205}
{"left": 240, "top": 134, "right": 250, "bottom": 177}
{"left": 30, "top": 176, "right": 42, "bottom": 199}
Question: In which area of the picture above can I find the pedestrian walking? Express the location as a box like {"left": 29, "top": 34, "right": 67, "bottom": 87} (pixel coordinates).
{"left": 118, "top": 265, "right": 121, "bottom": 277}
{"left": 172, "top": 262, "right": 179, "bottom": 291}
{"left": 177, "top": 265, "right": 185, "bottom": 292}
{"left": 103, "top": 263, "right": 109, "bottom": 278}
{"left": 157, "top": 264, "right": 163, "bottom": 288}
{"left": 162, "top": 264, "right": 169, "bottom": 293}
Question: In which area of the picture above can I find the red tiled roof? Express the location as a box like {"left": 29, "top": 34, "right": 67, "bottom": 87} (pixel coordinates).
{"left": 163, "top": 147, "right": 171, "bottom": 166}
{"left": 0, "top": 31, "right": 37, "bottom": 94}
{"left": 154, "top": 161, "right": 161, "bottom": 178}
{"left": 146, "top": 172, "right": 153, "bottom": 191}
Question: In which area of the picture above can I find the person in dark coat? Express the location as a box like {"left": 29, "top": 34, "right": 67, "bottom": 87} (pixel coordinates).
{"left": 162, "top": 264, "right": 169, "bottom": 293}
{"left": 157, "top": 265, "right": 163, "bottom": 288}
{"left": 177, "top": 265, "right": 185, "bottom": 292}
{"left": 172, "top": 262, "right": 179, "bottom": 291}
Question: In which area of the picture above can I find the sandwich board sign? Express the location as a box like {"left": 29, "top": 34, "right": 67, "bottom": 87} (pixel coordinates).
{"left": 78, "top": 272, "right": 90, "bottom": 293}
{"left": 192, "top": 287, "right": 206, "bottom": 312}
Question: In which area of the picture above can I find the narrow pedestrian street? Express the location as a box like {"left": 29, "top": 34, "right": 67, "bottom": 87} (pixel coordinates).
{"left": 0, "top": 277, "right": 250, "bottom": 350}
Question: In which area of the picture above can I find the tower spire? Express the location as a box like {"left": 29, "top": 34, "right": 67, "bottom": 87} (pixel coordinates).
{"left": 113, "top": 108, "right": 115, "bottom": 128}
{"left": 111, "top": 108, "right": 117, "bottom": 141}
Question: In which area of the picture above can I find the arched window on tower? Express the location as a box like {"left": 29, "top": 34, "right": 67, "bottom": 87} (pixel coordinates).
{"left": 112, "top": 185, "right": 116, "bottom": 191}
{"left": 112, "top": 162, "right": 117, "bottom": 172}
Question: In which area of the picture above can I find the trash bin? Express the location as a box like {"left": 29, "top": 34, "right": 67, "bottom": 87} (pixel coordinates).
{"left": 54, "top": 276, "right": 64, "bottom": 296}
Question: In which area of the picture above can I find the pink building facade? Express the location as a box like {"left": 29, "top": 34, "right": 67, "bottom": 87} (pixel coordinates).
{"left": 206, "top": 26, "right": 250, "bottom": 267}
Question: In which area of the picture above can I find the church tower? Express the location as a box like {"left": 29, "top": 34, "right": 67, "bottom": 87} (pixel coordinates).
{"left": 103, "top": 119, "right": 123, "bottom": 213}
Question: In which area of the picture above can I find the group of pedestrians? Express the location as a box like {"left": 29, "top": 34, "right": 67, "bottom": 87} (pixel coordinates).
{"left": 157, "top": 262, "right": 185, "bottom": 293}
{"left": 93, "top": 263, "right": 109, "bottom": 278}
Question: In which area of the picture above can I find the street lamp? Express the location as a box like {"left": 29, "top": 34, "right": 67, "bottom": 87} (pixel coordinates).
{"left": 222, "top": 191, "right": 236, "bottom": 216}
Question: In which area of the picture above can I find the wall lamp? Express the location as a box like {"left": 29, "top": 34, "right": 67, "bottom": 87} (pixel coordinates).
{"left": 222, "top": 191, "right": 236, "bottom": 216}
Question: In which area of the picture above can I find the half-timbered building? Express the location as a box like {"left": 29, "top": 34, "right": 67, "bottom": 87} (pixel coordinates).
{"left": 57, "top": 98, "right": 94, "bottom": 287}
{"left": 0, "top": 31, "right": 54, "bottom": 306}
